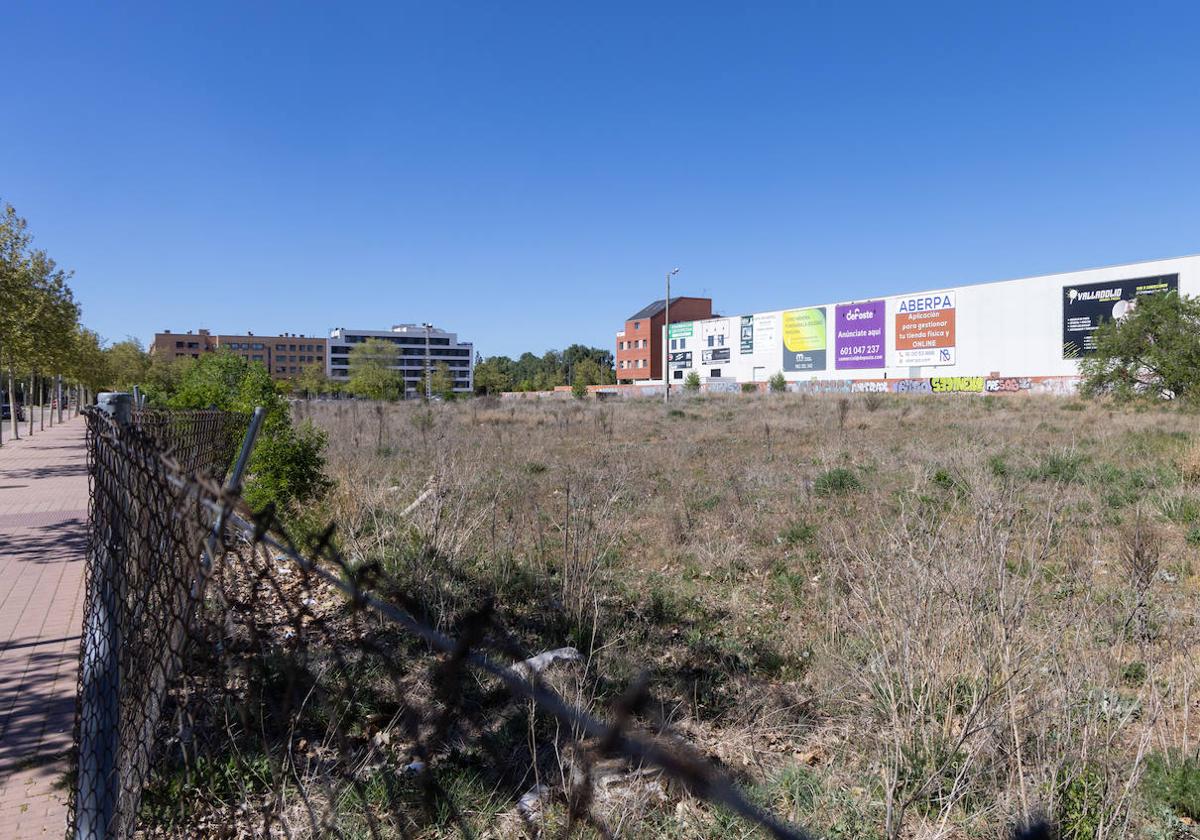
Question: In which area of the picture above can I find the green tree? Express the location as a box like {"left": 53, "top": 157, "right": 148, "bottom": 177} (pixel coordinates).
{"left": 1080, "top": 291, "right": 1200, "bottom": 401}
{"left": 70, "top": 327, "right": 111, "bottom": 397}
{"left": 683, "top": 370, "right": 701, "bottom": 392}
{"left": 165, "top": 352, "right": 330, "bottom": 512}
{"left": 296, "top": 361, "right": 328, "bottom": 399}
{"left": 347, "top": 338, "right": 402, "bottom": 400}
{"left": 105, "top": 338, "right": 150, "bottom": 391}
{"left": 769, "top": 372, "right": 787, "bottom": 393}
{"left": 430, "top": 361, "right": 455, "bottom": 400}
{"left": 0, "top": 207, "right": 79, "bottom": 437}
{"left": 473, "top": 356, "right": 513, "bottom": 395}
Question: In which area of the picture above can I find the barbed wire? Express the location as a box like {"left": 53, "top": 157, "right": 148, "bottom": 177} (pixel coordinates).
{"left": 69, "top": 407, "right": 815, "bottom": 840}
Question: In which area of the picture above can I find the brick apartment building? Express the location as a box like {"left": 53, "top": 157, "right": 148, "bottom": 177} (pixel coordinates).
{"left": 151, "top": 329, "right": 328, "bottom": 380}
{"left": 615, "top": 297, "right": 713, "bottom": 383}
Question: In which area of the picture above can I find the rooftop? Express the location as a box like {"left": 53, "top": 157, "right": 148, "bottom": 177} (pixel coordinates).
{"left": 626, "top": 296, "right": 711, "bottom": 321}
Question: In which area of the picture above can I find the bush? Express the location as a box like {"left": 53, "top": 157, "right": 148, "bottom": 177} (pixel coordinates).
{"left": 741, "top": 382, "right": 757, "bottom": 393}
{"left": 683, "top": 371, "right": 701, "bottom": 392}
{"left": 768, "top": 372, "right": 787, "bottom": 393}
{"left": 161, "top": 351, "right": 329, "bottom": 513}
{"left": 1079, "top": 291, "right": 1200, "bottom": 401}
{"left": 1141, "top": 753, "right": 1200, "bottom": 822}
{"left": 571, "top": 380, "right": 587, "bottom": 400}
{"left": 814, "top": 467, "right": 861, "bottom": 497}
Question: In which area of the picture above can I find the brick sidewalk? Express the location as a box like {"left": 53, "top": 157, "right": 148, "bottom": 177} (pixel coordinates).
{"left": 0, "top": 418, "right": 89, "bottom": 839}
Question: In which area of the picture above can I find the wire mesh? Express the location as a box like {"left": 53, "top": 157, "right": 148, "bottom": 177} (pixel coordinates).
{"left": 68, "top": 407, "right": 817, "bottom": 840}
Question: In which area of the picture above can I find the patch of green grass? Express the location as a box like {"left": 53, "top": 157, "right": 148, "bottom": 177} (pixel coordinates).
{"left": 1186, "top": 526, "right": 1200, "bottom": 547}
{"left": 779, "top": 520, "right": 816, "bottom": 546}
{"left": 814, "top": 467, "right": 861, "bottom": 497}
{"left": 1026, "top": 451, "right": 1089, "bottom": 484}
{"left": 1120, "top": 661, "right": 1147, "bottom": 687}
{"left": 988, "top": 453, "right": 1009, "bottom": 478}
{"left": 1141, "top": 752, "right": 1200, "bottom": 822}
{"left": 524, "top": 461, "right": 548, "bottom": 474}
{"left": 1157, "top": 495, "right": 1200, "bottom": 525}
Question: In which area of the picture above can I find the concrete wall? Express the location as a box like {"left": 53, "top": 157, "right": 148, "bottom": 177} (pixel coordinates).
{"left": 664, "top": 255, "right": 1200, "bottom": 385}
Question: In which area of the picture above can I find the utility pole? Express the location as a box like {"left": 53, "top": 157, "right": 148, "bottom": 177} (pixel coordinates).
{"left": 664, "top": 268, "right": 679, "bottom": 404}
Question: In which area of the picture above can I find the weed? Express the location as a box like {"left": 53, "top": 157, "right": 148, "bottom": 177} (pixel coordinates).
{"left": 779, "top": 520, "right": 817, "bottom": 546}
{"left": 1141, "top": 753, "right": 1200, "bottom": 822}
{"left": 814, "top": 467, "right": 861, "bottom": 497}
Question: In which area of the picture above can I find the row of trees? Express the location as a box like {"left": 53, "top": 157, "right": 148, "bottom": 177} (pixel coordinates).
{"left": 473, "top": 344, "right": 615, "bottom": 395}
{"left": 0, "top": 202, "right": 91, "bottom": 442}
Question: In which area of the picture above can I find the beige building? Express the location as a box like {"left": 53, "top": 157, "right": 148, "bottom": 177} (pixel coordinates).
{"left": 151, "top": 329, "right": 327, "bottom": 380}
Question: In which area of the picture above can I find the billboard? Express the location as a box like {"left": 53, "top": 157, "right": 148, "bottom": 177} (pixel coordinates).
{"left": 668, "top": 322, "right": 694, "bottom": 339}
{"left": 740, "top": 315, "right": 754, "bottom": 354}
{"left": 782, "top": 307, "right": 827, "bottom": 371}
{"left": 1062, "top": 274, "right": 1178, "bottom": 358}
{"left": 669, "top": 351, "right": 692, "bottom": 368}
{"left": 834, "top": 300, "right": 886, "bottom": 369}
{"left": 702, "top": 348, "right": 731, "bottom": 364}
{"left": 895, "top": 291, "right": 956, "bottom": 367}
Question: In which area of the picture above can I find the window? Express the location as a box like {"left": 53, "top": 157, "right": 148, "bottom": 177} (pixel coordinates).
{"left": 276, "top": 344, "right": 285, "bottom": 350}
{"left": 252, "top": 343, "right": 264, "bottom": 350}
{"left": 707, "top": 336, "right": 714, "bottom": 347}
{"left": 674, "top": 370, "right": 683, "bottom": 380}
{"left": 252, "top": 354, "right": 263, "bottom": 361}
{"left": 634, "top": 322, "right": 640, "bottom": 330}
{"left": 289, "top": 344, "right": 296, "bottom": 351}
{"left": 711, "top": 368, "right": 721, "bottom": 378}
{"left": 175, "top": 341, "right": 183, "bottom": 348}
{"left": 717, "top": 335, "right": 725, "bottom": 346}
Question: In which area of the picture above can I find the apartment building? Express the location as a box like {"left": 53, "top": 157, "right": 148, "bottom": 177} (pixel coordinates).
{"left": 327, "top": 324, "right": 474, "bottom": 395}
{"left": 151, "top": 329, "right": 328, "bottom": 380}
{"left": 614, "top": 297, "right": 713, "bottom": 383}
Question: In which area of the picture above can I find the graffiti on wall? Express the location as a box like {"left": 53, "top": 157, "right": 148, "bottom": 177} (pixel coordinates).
{"left": 891, "top": 378, "right": 933, "bottom": 394}
{"left": 931, "top": 376, "right": 985, "bottom": 393}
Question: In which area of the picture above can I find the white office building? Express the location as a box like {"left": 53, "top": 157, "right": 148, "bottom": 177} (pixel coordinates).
{"left": 327, "top": 324, "right": 474, "bottom": 395}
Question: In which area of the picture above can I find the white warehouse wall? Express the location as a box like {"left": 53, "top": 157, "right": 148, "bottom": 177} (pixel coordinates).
{"left": 665, "top": 255, "right": 1200, "bottom": 385}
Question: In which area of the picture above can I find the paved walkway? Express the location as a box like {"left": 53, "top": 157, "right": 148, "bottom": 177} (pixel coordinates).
{"left": 0, "top": 417, "right": 88, "bottom": 839}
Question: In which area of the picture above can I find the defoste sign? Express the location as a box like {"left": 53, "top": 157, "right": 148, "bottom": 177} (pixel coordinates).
{"left": 834, "top": 300, "right": 885, "bottom": 369}
{"left": 894, "top": 291, "right": 956, "bottom": 367}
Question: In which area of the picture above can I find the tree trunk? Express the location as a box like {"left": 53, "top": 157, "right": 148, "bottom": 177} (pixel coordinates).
{"left": 29, "top": 375, "right": 35, "bottom": 437}
{"left": 7, "top": 368, "right": 20, "bottom": 440}
{"left": 40, "top": 377, "right": 45, "bottom": 431}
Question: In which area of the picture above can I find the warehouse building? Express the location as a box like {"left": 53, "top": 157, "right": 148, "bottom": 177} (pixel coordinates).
{"left": 661, "top": 255, "right": 1200, "bottom": 393}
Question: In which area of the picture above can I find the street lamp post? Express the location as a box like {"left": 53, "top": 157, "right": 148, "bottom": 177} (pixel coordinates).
{"left": 422, "top": 322, "right": 433, "bottom": 400}
{"left": 664, "top": 268, "right": 679, "bottom": 404}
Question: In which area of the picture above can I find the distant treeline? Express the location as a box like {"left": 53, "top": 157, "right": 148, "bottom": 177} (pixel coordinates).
{"left": 473, "top": 344, "right": 615, "bottom": 394}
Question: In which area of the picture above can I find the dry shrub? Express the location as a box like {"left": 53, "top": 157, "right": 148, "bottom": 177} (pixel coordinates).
{"left": 293, "top": 393, "right": 1200, "bottom": 839}
{"left": 1180, "top": 440, "right": 1200, "bottom": 483}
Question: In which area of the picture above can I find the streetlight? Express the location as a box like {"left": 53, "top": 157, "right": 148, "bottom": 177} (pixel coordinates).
{"left": 664, "top": 268, "right": 680, "bottom": 404}
{"left": 422, "top": 322, "right": 433, "bottom": 400}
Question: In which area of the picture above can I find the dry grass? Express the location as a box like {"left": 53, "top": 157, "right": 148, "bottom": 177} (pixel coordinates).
{"left": 294, "top": 393, "right": 1200, "bottom": 838}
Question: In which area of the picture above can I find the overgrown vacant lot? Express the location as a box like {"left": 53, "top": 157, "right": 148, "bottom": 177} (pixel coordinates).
{"left": 296, "top": 394, "right": 1200, "bottom": 839}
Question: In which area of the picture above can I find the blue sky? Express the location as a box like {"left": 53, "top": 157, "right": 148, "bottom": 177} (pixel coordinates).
{"left": 3, "top": 2, "right": 1198, "bottom": 358}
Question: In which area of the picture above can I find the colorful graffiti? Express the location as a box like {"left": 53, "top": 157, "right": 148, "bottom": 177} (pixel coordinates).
{"left": 891, "top": 378, "right": 933, "bottom": 394}
{"left": 931, "top": 376, "right": 985, "bottom": 393}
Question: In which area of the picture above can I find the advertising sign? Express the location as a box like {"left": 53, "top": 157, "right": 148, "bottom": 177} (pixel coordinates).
{"left": 668, "top": 351, "right": 692, "bottom": 368}
{"left": 755, "top": 312, "right": 780, "bottom": 350}
{"left": 702, "top": 348, "right": 731, "bottom": 364}
{"left": 834, "top": 300, "right": 886, "bottom": 369}
{"left": 894, "top": 291, "right": 956, "bottom": 367}
{"left": 740, "top": 315, "right": 754, "bottom": 354}
{"left": 1062, "top": 274, "right": 1178, "bottom": 358}
{"left": 781, "top": 307, "right": 827, "bottom": 371}
{"left": 668, "top": 322, "right": 694, "bottom": 339}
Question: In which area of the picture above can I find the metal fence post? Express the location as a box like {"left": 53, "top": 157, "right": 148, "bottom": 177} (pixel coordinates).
{"left": 75, "top": 392, "right": 131, "bottom": 840}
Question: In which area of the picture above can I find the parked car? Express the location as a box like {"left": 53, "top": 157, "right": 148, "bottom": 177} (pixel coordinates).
{"left": 1, "top": 403, "right": 26, "bottom": 422}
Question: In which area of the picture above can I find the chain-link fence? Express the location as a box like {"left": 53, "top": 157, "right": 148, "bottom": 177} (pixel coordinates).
{"left": 68, "top": 406, "right": 821, "bottom": 840}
